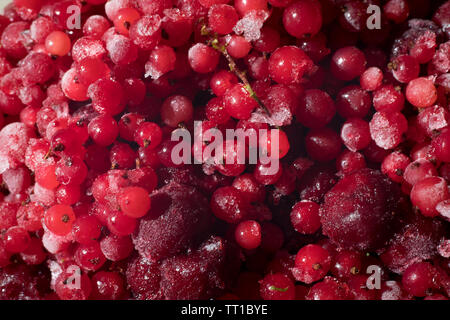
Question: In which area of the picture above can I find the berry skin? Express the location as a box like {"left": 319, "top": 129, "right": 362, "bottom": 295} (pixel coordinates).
{"left": 44, "top": 205, "right": 76, "bottom": 236}
{"left": 119, "top": 187, "right": 151, "bottom": 218}
{"left": 188, "top": 43, "right": 220, "bottom": 73}
{"left": 4, "top": 227, "right": 30, "bottom": 253}
{"left": 114, "top": 8, "right": 141, "bottom": 35}
{"left": 292, "top": 244, "right": 331, "bottom": 284}
{"left": 360, "top": 67, "right": 383, "bottom": 91}
{"left": 290, "top": 201, "right": 321, "bottom": 234}
{"left": 76, "top": 57, "right": 110, "bottom": 86}
{"left": 100, "top": 235, "right": 133, "bottom": 262}
{"left": 259, "top": 273, "right": 295, "bottom": 300}
{"left": 410, "top": 176, "right": 449, "bottom": 217}
{"left": 161, "top": 95, "right": 194, "bottom": 127}
{"left": 75, "top": 242, "right": 107, "bottom": 272}
{"left": 107, "top": 211, "right": 137, "bottom": 236}
{"left": 373, "top": 84, "right": 405, "bottom": 113}
{"left": 45, "top": 31, "right": 71, "bottom": 56}
{"left": 129, "top": 15, "right": 162, "bottom": 51}
{"left": 340, "top": 118, "right": 371, "bottom": 152}
{"left": 282, "top": 0, "right": 322, "bottom": 39}
{"left": 55, "top": 270, "right": 92, "bottom": 300}
{"left": 381, "top": 152, "right": 410, "bottom": 183}
{"left": 369, "top": 111, "right": 408, "bottom": 150}
{"left": 432, "top": 128, "right": 450, "bottom": 163}
{"left": 406, "top": 77, "right": 437, "bottom": 108}
{"left": 235, "top": 220, "right": 261, "bottom": 250}
{"left": 296, "top": 89, "right": 335, "bottom": 129}
{"left": 234, "top": 0, "right": 269, "bottom": 16}
{"left": 259, "top": 129, "right": 290, "bottom": 159}
{"left": 331, "top": 250, "right": 362, "bottom": 281}
{"left": 268, "top": 46, "right": 314, "bottom": 85}
{"left": 35, "top": 163, "right": 59, "bottom": 190}
{"left": 336, "top": 85, "right": 371, "bottom": 119}
{"left": 402, "top": 262, "right": 437, "bottom": 297}
{"left": 306, "top": 277, "right": 351, "bottom": 300}
{"left": 305, "top": 127, "right": 342, "bottom": 162}
{"left": 91, "top": 271, "right": 125, "bottom": 300}
{"left": 331, "top": 46, "right": 366, "bottom": 81}
{"left": 211, "top": 186, "right": 248, "bottom": 223}
{"left": 210, "top": 70, "right": 238, "bottom": 96}
{"left": 88, "top": 78, "right": 125, "bottom": 116}
{"left": 206, "top": 97, "right": 230, "bottom": 124}
{"left": 72, "top": 215, "right": 102, "bottom": 245}
{"left": 383, "top": 0, "right": 410, "bottom": 24}
{"left": 88, "top": 115, "right": 119, "bottom": 147}
{"left": 223, "top": 83, "right": 258, "bottom": 120}
{"left": 61, "top": 68, "right": 89, "bottom": 102}
{"left": 226, "top": 35, "right": 251, "bottom": 59}
{"left": 208, "top": 4, "right": 238, "bottom": 35}
{"left": 336, "top": 150, "right": 366, "bottom": 175}
{"left": 390, "top": 55, "right": 419, "bottom": 84}
{"left": 145, "top": 45, "right": 176, "bottom": 79}
{"left": 134, "top": 122, "right": 163, "bottom": 149}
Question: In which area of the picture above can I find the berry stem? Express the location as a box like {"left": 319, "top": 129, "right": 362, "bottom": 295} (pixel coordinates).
{"left": 202, "top": 25, "right": 271, "bottom": 116}
{"left": 268, "top": 285, "right": 289, "bottom": 292}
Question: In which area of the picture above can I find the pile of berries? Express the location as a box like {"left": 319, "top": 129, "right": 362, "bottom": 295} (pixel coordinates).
{"left": 0, "top": 0, "right": 449, "bottom": 300}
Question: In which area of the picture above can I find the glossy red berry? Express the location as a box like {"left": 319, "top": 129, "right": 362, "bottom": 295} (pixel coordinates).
{"left": 268, "top": 46, "right": 314, "bottom": 85}
{"left": 44, "top": 204, "right": 76, "bottom": 236}
{"left": 235, "top": 220, "right": 261, "bottom": 250}
{"left": 282, "top": 0, "right": 322, "bottom": 38}
{"left": 119, "top": 187, "right": 151, "bottom": 218}
{"left": 292, "top": 244, "right": 331, "bottom": 284}
{"left": 331, "top": 46, "right": 366, "bottom": 81}
{"left": 134, "top": 122, "right": 163, "bottom": 149}
{"left": 4, "top": 227, "right": 30, "bottom": 253}
{"left": 114, "top": 8, "right": 141, "bottom": 35}
{"left": 45, "top": 31, "right": 71, "bottom": 56}
{"left": 290, "top": 201, "right": 321, "bottom": 234}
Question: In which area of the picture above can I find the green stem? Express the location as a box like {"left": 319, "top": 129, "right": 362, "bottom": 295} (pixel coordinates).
{"left": 206, "top": 29, "right": 271, "bottom": 116}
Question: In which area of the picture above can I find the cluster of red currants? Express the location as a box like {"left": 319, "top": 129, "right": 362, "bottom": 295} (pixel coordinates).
{"left": 0, "top": 0, "right": 448, "bottom": 300}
